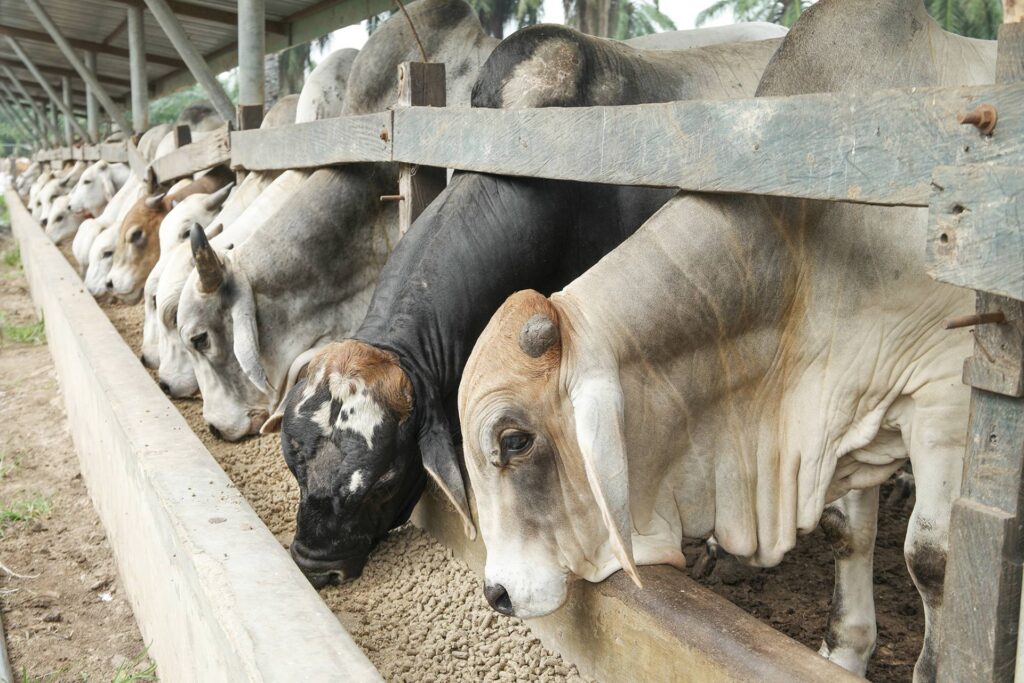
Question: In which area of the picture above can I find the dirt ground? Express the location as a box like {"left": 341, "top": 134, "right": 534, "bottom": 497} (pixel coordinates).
{"left": 0, "top": 230, "right": 153, "bottom": 682}
{"left": 100, "top": 287, "right": 925, "bottom": 682}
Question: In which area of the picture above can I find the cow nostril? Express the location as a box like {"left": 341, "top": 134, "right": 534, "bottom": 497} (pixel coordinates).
{"left": 157, "top": 380, "right": 170, "bottom": 394}
{"left": 105, "top": 280, "right": 113, "bottom": 290}
{"left": 207, "top": 423, "right": 223, "bottom": 439}
{"left": 484, "top": 583, "right": 514, "bottom": 616}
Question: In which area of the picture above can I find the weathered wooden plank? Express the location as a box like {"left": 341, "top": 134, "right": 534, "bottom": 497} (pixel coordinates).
{"left": 396, "top": 62, "right": 446, "bottom": 236}
{"left": 98, "top": 142, "right": 127, "bottom": 163}
{"left": 229, "top": 112, "right": 393, "bottom": 171}
{"left": 150, "top": 125, "right": 230, "bottom": 185}
{"left": 937, "top": 22, "right": 1024, "bottom": 683}
{"left": 392, "top": 81, "right": 1024, "bottom": 207}
{"left": 927, "top": 164, "right": 1024, "bottom": 305}
{"left": 81, "top": 145, "right": 99, "bottom": 161}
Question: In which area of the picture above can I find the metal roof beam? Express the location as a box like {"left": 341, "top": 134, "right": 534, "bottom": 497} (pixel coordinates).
{"left": 0, "top": 56, "right": 130, "bottom": 89}
{"left": 0, "top": 96, "right": 37, "bottom": 143}
{"left": 143, "top": 0, "right": 235, "bottom": 122}
{"left": 6, "top": 36, "right": 93, "bottom": 143}
{"left": 0, "top": 22, "right": 184, "bottom": 69}
{"left": 150, "top": 0, "right": 392, "bottom": 100}
{"left": 105, "top": 0, "right": 287, "bottom": 35}
{"left": 0, "top": 70, "right": 55, "bottom": 144}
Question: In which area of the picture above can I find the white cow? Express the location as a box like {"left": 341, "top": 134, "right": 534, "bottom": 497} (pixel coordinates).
{"left": 68, "top": 160, "right": 131, "bottom": 218}
{"left": 457, "top": 2, "right": 995, "bottom": 681}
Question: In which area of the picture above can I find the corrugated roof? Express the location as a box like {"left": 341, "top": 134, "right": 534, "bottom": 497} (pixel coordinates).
{"left": 0, "top": 0, "right": 388, "bottom": 114}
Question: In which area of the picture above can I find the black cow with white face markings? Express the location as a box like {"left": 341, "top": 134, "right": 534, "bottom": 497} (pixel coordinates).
{"left": 278, "top": 20, "right": 784, "bottom": 586}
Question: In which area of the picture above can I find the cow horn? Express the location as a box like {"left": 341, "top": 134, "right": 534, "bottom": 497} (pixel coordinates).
{"left": 145, "top": 192, "right": 166, "bottom": 209}
{"left": 519, "top": 313, "right": 558, "bottom": 358}
{"left": 204, "top": 182, "right": 234, "bottom": 211}
{"left": 190, "top": 225, "right": 223, "bottom": 293}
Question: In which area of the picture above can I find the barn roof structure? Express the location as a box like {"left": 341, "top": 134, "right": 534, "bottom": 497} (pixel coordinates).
{"left": 0, "top": 0, "right": 387, "bottom": 127}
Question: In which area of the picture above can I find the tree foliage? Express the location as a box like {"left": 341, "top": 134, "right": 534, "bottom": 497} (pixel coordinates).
{"left": 563, "top": 0, "right": 676, "bottom": 38}
{"left": 697, "top": 0, "right": 1002, "bottom": 38}
{"left": 467, "top": 0, "right": 545, "bottom": 38}
{"left": 697, "top": 0, "right": 808, "bottom": 27}
{"left": 925, "top": 0, "right": 1002, "bottom": 38}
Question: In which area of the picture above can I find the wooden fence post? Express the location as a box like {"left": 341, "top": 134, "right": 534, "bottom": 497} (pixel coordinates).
{"left": 936, "top": 21, "right": 1024, "bottom": 683}
{"left": 395, "top": 62, "right": 446, "bottom": 236}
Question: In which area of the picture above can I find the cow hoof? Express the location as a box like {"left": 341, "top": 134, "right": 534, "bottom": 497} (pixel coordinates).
{"left": 691, "top": 539, "right": 721, "bottom": 579}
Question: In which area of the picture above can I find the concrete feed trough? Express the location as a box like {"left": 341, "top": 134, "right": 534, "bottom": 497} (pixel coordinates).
{"left": 7, "top": 188, "right": 859, "bottom": 682}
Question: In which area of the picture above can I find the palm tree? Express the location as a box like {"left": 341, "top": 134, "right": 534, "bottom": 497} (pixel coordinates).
{"left": 697, "top": 0, "right": 808, "bottom": 27}
{"left": 925, "top": 0, "right": 1001, "bottom": 38}
{"left": 697, "top": 0, "right": 1002, "bottom": 38}
{"left": 564, "top": 0, "right": 676, "bottom": 38}
{"left": 468, "top": 0, "right": 545, "bottom": 38}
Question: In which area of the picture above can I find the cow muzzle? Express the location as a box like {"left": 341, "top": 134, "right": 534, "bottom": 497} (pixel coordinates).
{"left": 289, "top": 541, "right": 361, "bottom": 589}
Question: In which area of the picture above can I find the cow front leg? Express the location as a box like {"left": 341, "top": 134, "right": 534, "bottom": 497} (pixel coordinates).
{"left": 818, "top": 486, "right": 880, "bottom": 676}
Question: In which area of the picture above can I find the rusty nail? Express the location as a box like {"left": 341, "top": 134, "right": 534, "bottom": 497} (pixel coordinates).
{"left": 970, "top": 329, "right": 996, "bottom": 364}
{"left": 380, "top": 194, "right": 404, "bottom": 202}
{"left": 958, "top": 104, "right": 998, "bottom": 134}
{"left": 943, "top": 311, "right": 1006, "bottom": 330}
{"left": 379, "top": 127, "right": 390, "bottom": 142}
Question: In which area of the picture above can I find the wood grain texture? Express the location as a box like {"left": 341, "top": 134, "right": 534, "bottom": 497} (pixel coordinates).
{"left": 937, "top": 22, "right": 1024, "bottom": 683}
{"left": 927, "top": 164, "right": 1024, "bottom": 303}
{"left": 392, "top": 81, "right": 1024, "bottom": 206}
{"left": 229, "top": 112, "right": 393, "bottom": 171}
{"left": 150, "top": 126, "right": 230, "bottom": 185}
{"left": 397, "top": 62, "right": 446, "bottom": 236}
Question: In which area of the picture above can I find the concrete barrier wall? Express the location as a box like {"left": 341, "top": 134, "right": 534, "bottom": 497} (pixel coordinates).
{"left": 7, "top": 190, "right": 381, "bottom": 683}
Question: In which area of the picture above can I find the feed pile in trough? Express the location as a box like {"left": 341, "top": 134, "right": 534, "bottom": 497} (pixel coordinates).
{"left": 101, "top": 299, "right": 589, "bottom": 682}
{"left": 97, "top": 289, "right": 921, "bottom": 682}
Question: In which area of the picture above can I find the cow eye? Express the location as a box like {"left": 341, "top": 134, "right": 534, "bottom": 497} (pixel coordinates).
{"left": 81, "top": 179, "right": 90, "bottom": 184}
{"left": 500, "top": 430, "right": 533, "bottom": 455}
{"left": 190, "top": 332, "right": 209, "bottom": 351}
{"left": 102, "top": 249, "right": 113, "bottom": 258}
{"left": 55, "top": 214, "right": 64, "bottom": 221}
{"left": 129, "top": 228, "right": 143, "bottom": 244}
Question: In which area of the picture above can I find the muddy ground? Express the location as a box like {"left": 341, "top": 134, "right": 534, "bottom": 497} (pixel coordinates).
{"left": 0, "top": 230, "right": 153, "bottom": 682}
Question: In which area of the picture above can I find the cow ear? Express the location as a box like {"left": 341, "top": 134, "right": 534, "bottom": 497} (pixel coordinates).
{"left": 570, "top": 373, "right": 641, "bottom": 588}
{"left": 228, "top": 269, "right": 274, "bottom": 398}
{"left": 101, "top": 171, "right": 116, "bottom": 200}
{"left": 261, "top": 346, "right": 321, "bottom": 435}
{"left": 419, "top": 401, "right": 477, "bottom": 540}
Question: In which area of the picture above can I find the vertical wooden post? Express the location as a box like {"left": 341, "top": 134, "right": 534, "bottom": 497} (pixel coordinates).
{"left": 127, "top": 5, "right": 149, "bottom": 133}
{"left": 1006, "top": 0, "right": 1024, "bottom": 24}
{"left": 395, "top": 62, "right": 446, "bottom": 235}
{"left": 237, "top": 0, "right": 265, "bottom": 131}
{"left": 61, "top": 76, "right": 72, "bottom": 146}
{"left": 174, "top": 124, "right": 191, "bottom": 148}
{"left": 936, "top": 22, "right": 1024, "bottom": 683}
{"left": 84, "top": 51, "right": 99, "bottom": 142}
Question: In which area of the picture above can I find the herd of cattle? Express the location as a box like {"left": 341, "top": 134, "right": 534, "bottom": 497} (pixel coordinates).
{"left": 2, "top": 0, "right": 995, "bottom": 679}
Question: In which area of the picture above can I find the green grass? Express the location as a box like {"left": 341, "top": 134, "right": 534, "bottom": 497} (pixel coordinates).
{"left": 110, "top": 649, "right": 158, "bottom": 683}
{"left": 0, "top": 452, "right": 19, "bottom": 480}
{"left": 0, "top": 494, "right": 50, "bottom": 523}
{"left": 2, "top": 243, "right": 18, "bottom": 268}
{"left": 0, "top": 312, "right": 44, "bottom": 345}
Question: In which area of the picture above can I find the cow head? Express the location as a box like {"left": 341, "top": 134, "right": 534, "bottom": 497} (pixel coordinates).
{"left": 156, "top": 244, "right": 200, "bottom": 397}
{"left": 458, "top": 290, "right": 641, "bottom": 619}
{"left": 69, "top": 160, "right": 116, "bottom": 216}
{"left": 84, "top": 226, "right": 118, "bottom": 300}
{"left": 178, "top": 226, "right": 273, "bottom": 440}
{"left": 44, "top": 195, "right": 84, "bottom": 245}
{"left": 276, "top": 340, "right": 428, "bottom": 588}
{"left": 158, "top": 187, "right": 232, "bottom": 256}
{"left": 109, "top": 191, "right": 175, "bottom": 303}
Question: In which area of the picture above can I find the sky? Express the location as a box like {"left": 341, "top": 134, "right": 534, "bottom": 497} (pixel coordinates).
{"left": 320, "top": 0, "right": 737, "bottom": 55}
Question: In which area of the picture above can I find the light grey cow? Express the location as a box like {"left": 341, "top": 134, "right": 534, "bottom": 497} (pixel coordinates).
{"left": 457, "top": 2, "right": 994, "bottom": 681}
